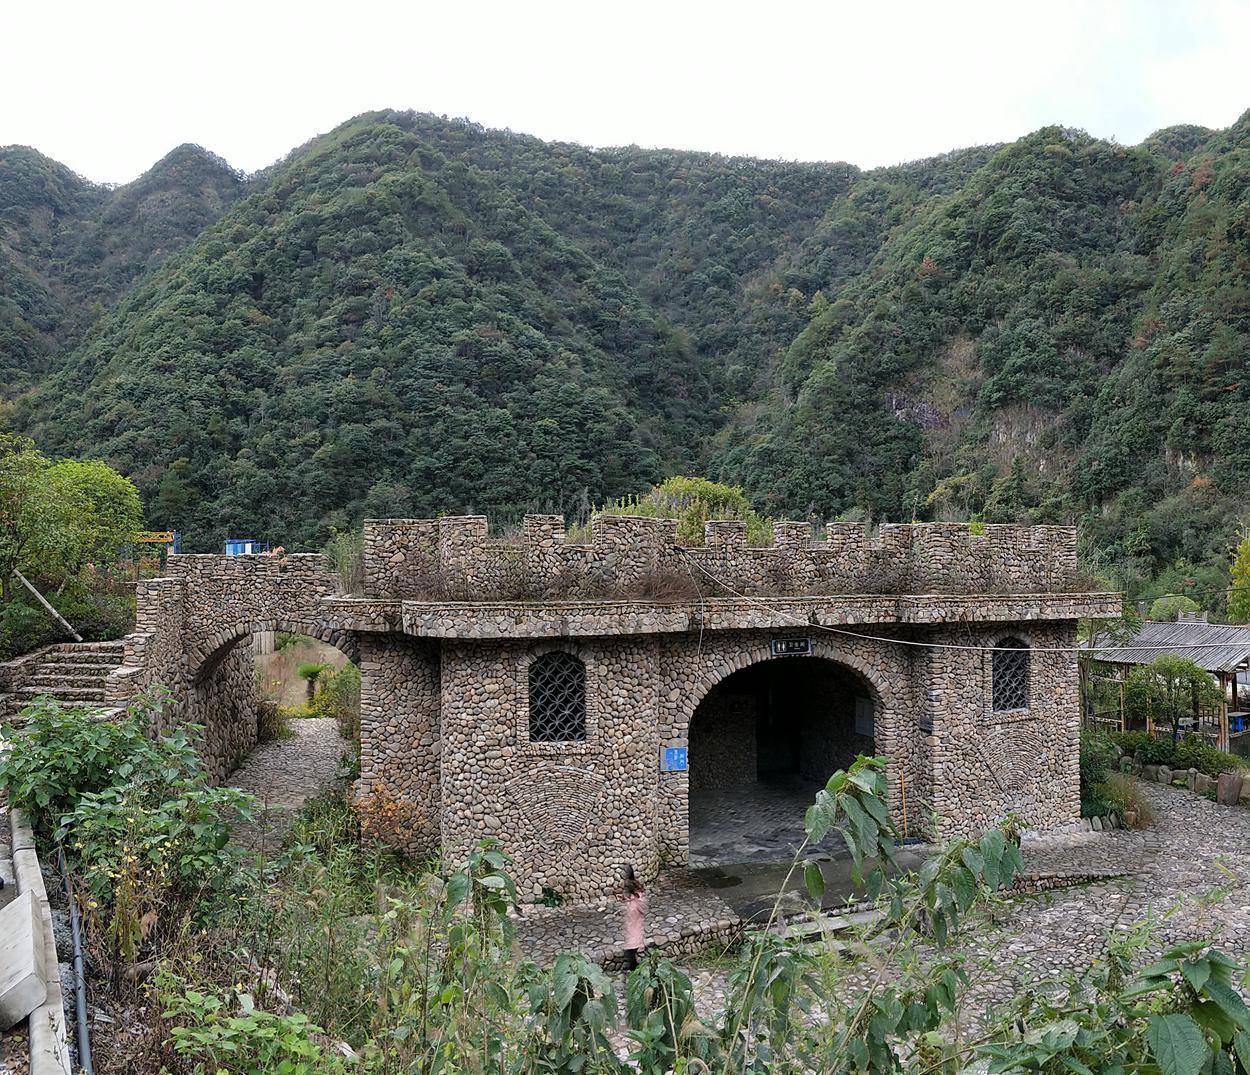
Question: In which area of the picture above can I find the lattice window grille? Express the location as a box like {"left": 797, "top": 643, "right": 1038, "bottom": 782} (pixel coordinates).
{"left": 992, "top": 638, "right": 1030, "bottom": 712}
{"left": 528, "top": 651, "right": 587, "bottom": 742}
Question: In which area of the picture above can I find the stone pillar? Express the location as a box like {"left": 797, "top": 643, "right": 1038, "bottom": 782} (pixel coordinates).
{"left": 357, "top": 633, "right": 441, "bottom": 856}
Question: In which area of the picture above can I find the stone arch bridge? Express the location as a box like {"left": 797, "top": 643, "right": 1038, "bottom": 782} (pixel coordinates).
{"left": 103, "top": 516, "right": 1118, "bottom": 900}
{"left": 107, "top": 554, "right": 354, "bottom": 779}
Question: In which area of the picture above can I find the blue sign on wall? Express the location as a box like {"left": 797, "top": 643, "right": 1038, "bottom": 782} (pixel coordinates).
{"left": 661, "top": 746, "right": 688, "bottom": 772}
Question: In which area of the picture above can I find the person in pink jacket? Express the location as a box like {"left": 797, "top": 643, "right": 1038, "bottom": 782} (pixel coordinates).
{"left": 621, "top": 864, "right": 647, "bottom": 971}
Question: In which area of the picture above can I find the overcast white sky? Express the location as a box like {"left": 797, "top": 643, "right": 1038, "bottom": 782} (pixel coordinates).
{"left": 3, "top": 0, "right": 1249, "bottom": 184}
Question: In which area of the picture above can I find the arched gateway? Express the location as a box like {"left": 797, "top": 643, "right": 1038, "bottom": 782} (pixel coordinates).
{"left": 686, "top": 654, "right": 883, "bottom": 865}
{"left": 105, "top": 514, "right": 1118, "bottom": 902}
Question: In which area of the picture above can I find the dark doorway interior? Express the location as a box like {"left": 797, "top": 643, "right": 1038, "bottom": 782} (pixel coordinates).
{"left": 688, "top": 657, "right": 876, "bottom": 866}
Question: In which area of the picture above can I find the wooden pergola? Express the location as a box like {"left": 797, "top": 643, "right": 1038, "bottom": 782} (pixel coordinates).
{"left": 1082, "top": 618, "right": 1250, "bottom": 752}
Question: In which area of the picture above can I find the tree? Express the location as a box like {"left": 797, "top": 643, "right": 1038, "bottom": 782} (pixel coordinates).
{"left": 1228, "top": 531, "right": 1250, "bottom": 623}
{"left": 1123, "top": 655, "right": 1223, "bottom": 744}
{"left": 45, "top": 458, "right": 143, "bottom": 586}
{"left": 1149, "top": 594, "right": 1200, "bottom": 622}
{"left": 0, "top": 434, "right": 142, "bottom": 603}
{"left": 594, "top": 476, "right": 772, "bottom": 545}
{"left": 0, "top": 435, "right": 59, "bottom": 601}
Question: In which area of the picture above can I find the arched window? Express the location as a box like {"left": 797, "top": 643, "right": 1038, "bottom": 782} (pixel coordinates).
{"left": 992, "top": 636, "right": 1030, "bottom": 712}
{"left": 528, "top": 651, "right": 587, "bottom": 742}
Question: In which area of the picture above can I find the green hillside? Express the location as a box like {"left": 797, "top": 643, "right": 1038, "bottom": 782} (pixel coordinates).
{"left": 5, "top": 108, "right": 1250, "bottom": 604}
{"left": 0, "top": 142, "right": 243, "bottom": 391}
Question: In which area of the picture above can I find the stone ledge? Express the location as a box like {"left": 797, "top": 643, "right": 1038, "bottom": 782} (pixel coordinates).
{"left": 512, "top": 881, "right": 743, "bottom": 970}
{"left": 0, "top": 890, "right": 46, "bottom": 1029}
{"left": 9, "top": 809, "right": 72, "bottom": 1075}
{"left": 319, "top": 591, "right": 1120, "bottom": 638}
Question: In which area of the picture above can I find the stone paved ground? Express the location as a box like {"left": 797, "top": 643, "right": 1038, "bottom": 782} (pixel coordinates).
{"left": 513, "top": 875, "right": 741, "bottom": 969}
{"left": 679, "top": 781, "right": 1250, "bottom": 1018}
{"left": 690, "top": 779, "right": 836, "bottom": 866}
{"left": 227, "top": 717, "right": 348, "bottom": 852}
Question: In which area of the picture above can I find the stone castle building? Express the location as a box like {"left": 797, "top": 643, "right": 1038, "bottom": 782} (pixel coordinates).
{"left": 42, "top": 517, "right": 1118, "bottom": 901}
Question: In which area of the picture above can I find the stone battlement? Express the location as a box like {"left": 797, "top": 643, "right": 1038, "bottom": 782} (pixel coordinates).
{"left": 363, "top": 516, "right": 1082, "bottom": 600}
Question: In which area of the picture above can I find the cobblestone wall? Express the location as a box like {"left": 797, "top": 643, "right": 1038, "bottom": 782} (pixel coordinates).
{"left": 688, "top": 693, "right": 756, "bottom": 794}
{"left": 928, "top": 621, "right": 1081, "bottom": 837}
{"left": 418, "top": 620, "right": 1079, "bottom": 900}
{"left": 363, "top": 515, "right": 1082, "bottom": 600}
{"left": 357, "top": 633, "right": 441, "bottom": 856}
{"left": 438, "top": 636, "right": 662, "bottom": 902}
{"left": 100, "top": 520, "right": 1099, "bottom": 905}
{"left": 193, "top": 645, "right": 259, "bottom": 782}
{"left": 655, "top": 631, "right": 922, "bottom": 863}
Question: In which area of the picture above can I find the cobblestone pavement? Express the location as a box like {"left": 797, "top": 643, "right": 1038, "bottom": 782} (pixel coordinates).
{"left": 690, "top": 779, "right": 844, "bottom": 866}
{"left": 513, "top": 874, "right": 740, "bottom": 969}
{"left": 227, "top": 718, "right": 348, "bottom": 852}
{"left": 680, "top": 782, "right": 1250, "bottom": 1018}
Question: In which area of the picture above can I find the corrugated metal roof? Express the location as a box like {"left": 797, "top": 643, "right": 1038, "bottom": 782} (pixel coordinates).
{"left": 1086, "top": 619, "right": 1250, "bottom": 674}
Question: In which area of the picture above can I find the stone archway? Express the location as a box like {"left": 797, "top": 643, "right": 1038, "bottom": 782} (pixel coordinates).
{"left": 187, "top": 619, "right": 360, "bottom": 783}
{"left": 191, "top": 618, "right": 359, "bottom": 686}
{"left": 685, "top": 652, "right": 882, "bottom": 866}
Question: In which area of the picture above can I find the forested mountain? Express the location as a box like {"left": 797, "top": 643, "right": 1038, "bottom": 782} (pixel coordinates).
{"left": 0, "top": 143, "right": 243, "bottom": 391}
{"left": 4, "top": 108, "right": 1250, "bottom": 603}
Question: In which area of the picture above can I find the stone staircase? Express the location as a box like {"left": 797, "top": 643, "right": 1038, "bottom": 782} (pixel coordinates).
{"left": 8, "top": 641, "right": 125, "bottom": 718}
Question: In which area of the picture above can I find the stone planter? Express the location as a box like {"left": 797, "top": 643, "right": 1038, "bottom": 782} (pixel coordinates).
{"left": 1127, "top": 751, "right": 1248, "bottom": 808}
{"left": 1217, "top": 772, "right": 1244, "bottom": 806}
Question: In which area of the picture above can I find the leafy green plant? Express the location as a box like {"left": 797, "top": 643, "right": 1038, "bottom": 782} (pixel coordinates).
{"left": 111, "top": 752, "right": 1250, "bottom": 1074}
{"left": 1112, "top": 729, "right": 1248, "bottom": 777}
{"left": 1123, "top": 655, "right": 1224, "bottom": 745}
{"left": 0, "top": 693, "right": 169, "bottom": 835}
{"left": 323, "top": 528, "right": 364, "bottom": 595}
{"left": 589, "top": 476, "right": 774, "bottom": 546}
{"left": 308, "top": 662, "right": 361, "bottom": 740}
{"left": 2, "top": 694, "right": 256, "bottom": 968}
{"left": 521, "top": 953, "right": 623, "bottom": 1073}
{"left": 296, "top": 661, "right": 329, "bottom": 702}
{"left": 1174, "top": 734, "right": 1249, "bottom": 777}
{"left": 64, "top": 777, "right": 253, "bottom": 964}
{"left": 163, "top": 985, "right": 348, "bottom": 1075}
{"left": 1080, "top": 727, "right": 1121, "bottom": 816}
{"left": 625, "top": 955, "right": 712, "bottom": 1074}
{"left": 257, "top": 699, "right": 293, "bottom": 742}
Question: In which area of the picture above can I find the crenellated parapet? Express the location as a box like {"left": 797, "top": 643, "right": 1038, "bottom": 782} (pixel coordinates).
{"left": 362, "top": 516, "right": 1082, "bottom": 601}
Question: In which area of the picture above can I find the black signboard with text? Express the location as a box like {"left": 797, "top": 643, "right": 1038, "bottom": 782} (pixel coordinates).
{"left": 771, "top": 637, "right": 812, "bottom": 657}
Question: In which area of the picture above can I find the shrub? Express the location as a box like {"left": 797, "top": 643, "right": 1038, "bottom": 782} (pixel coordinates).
{"left": 163, "top": 985, "right": 348, "bottom": 1075}
{"left": 2, "top": 695, "right": 255, "bottom": 964}
{"left": 1079, "top": 728, "right": 1118, "bottom": 814}
{"left": 1098, "top": 772, "right": 1156, "bottom": 828}
{"left": 297, "top": 661, "right": 329, "bottom": 702}
{"left": 324, "top": 528, "right": 364, "bottom": 595}
{"left": 63, "top": 776, "right": 253, "bottom": 962}
{"left": 1174, "top": 734, "right": 1248, "bottom": 777}
{"left": 1110, "top": 729, "right": 1248, "bottom": 777}
{"left": 589, "top": 475, "right": 773, "bottom": 546}
{"left": 257, "top": 699, "right": 292, "bottom": 742}
{"left": 1147, "top": 594, "right": 1200, "bottom": 621}
{"left": 309, "top": 663, "right": 361, "bottom": 740}
{"left": 0, "top": 694, "right": 168, "bottom": 834}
